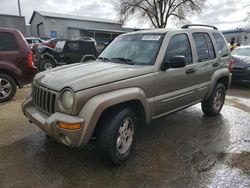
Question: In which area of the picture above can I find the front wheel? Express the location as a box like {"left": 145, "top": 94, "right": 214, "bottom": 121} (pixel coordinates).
{"left": 202, "top": 83, "right": 226, "bottom": 116}
{"left": 39, "top": 59, "right": 55, "bottom": 71}
{"left": 97, "top": 108, "right": 137, "bottom": 165}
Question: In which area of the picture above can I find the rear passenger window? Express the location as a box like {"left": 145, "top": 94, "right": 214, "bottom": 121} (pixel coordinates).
{"left": 164, "top": 34, "right": 192, "bottom": 64}
{"left": 66, "top": 42, "right": 79, "bottom": 51}
{"left": 192, "top": 33, "right": 215, "bottom": 62}
{"left": 212, "top": 33, "right": 229, "bottom": 57}
{"left": 0, "top": 32, "right": 18, "bottom": 51}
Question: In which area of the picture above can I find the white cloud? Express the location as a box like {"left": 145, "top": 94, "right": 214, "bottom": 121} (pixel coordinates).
{"left": 0, "top": 0, "right": 249, "bottom": 30}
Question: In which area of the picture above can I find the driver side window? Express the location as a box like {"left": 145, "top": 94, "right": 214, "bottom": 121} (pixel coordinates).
{"left": 164, "top": 34, "right": 192, "bottom": 64}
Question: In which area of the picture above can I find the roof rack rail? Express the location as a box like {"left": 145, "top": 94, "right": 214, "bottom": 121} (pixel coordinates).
{"left": 182, "top": 24, "right": 218, "bottom": 30}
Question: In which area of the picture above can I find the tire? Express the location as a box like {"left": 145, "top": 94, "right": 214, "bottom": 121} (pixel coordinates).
{"left": 202, "top": 83, "right": 226, "bottom": 116}
{"left": 96, "top": 107, "right": 137, "bottom": 165}
{"left": 0, "top": 73, "right": 17, "bottom": 103}
{"left": 39, "top": 59, "right": 55, "bottom": 71}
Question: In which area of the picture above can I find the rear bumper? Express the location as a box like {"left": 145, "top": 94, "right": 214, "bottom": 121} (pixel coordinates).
{"left": 22, "top": 98, "right": 86, "bottom": 147}
{"left": 19, "top": 67, "right": 38, "bottom": 88}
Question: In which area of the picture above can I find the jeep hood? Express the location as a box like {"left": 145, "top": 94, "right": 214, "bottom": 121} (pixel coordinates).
{"left": 35, "top": 61, "right": 154, "bottom": 92}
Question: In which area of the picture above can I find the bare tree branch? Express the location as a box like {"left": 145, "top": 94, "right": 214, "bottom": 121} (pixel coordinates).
{"left": 114, "top": 0, "right": 206, "bottom": 28}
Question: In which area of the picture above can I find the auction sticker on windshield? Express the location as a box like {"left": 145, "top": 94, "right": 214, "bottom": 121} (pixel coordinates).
{"left": 142, "top": 35, "right": 161, "bottom": 41}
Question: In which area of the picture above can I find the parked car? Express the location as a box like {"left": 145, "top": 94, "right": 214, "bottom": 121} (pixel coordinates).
{"left": 35, "top": 39, "right": 97, "bottom": 71}
{"left": 25, "top": 37, "right": 44, "bottom": 45}
{"left": 231, "top": 46, "right": 250, "bottom": 83}
{"left": 30, "top": 37, "right": 67, "bottom": 54}
{"left": 23, "top": 24, "right": 232, "bottom": 164}
{"left": 0, "top": 28, "right": 37, "bottom": 102}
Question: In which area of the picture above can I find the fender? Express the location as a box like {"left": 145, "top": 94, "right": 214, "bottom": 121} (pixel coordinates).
{"left": 42, "top": 53, "right": 58, "bottom": 64}
{"left": 0, "top": 61, "right": 22, "bottom": 87}
{"left": 205, "top": 68, "right": 231, "bottom": 100}
{"left": 77, "top": 87, "right": 151, "bottom": 146}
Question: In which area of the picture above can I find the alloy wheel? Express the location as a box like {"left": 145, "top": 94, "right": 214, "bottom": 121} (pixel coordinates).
{"left": 116, "top": 117, "right": 134, "bottom": 155}
{"left": 0, "top": 78, "right": 12, "bottom": 100}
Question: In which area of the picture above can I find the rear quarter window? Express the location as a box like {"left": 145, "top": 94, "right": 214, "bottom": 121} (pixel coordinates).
{"left": 0, "top": 32, "right": 18, "bottom": 51}
{"left": 212, "top": 33, "right": 229, "bottom": 57}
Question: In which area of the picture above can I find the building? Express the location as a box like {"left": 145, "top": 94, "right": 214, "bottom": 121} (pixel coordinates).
{"left": 0, "top": 14, "right": 26, "bottom": 36}
{"left": 29, "top": 11, "right": 125, "bottom": 44}
{"left": 223, "top": 28, "right": 250, "bottom": 45}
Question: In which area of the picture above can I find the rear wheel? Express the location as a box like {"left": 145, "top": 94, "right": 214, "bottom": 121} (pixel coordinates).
{"left": 202, "top": 83, "right": 226, "bottom": 116}
{"left": 39, "top": 59, "right": 55, "bottom": 71}
{"left": 0, "top": 73, "right": 16, "bottom": 103}
{"left": 96, "top": 108, "right": 137, "bottom": 165}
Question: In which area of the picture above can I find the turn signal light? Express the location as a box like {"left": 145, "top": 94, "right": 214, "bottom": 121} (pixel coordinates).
{"left": 57, "top": 122, "right": 81, "bottom": 130}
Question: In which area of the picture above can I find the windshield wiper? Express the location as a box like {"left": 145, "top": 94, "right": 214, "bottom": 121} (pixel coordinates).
{"left": 97, "top": 57, "right": 109, "bottom": 62}
{"left": 110, "top": 57, "right": 134, "bottom": 65}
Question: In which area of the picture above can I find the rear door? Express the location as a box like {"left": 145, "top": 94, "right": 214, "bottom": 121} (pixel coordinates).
{"left": 64, "top": 41, "right": 82, "bottom": 63}
{"left": 190, "top": 32, "right": 218, "bottom": 101}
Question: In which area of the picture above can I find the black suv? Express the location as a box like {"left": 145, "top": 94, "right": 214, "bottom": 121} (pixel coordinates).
{"left": 35, "top": 39, "right": 97, "bottom": 71}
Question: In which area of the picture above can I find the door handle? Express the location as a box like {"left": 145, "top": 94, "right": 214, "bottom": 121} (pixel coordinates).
{"left": 185, "top": 68, "right": 196, "bottom": 74}
{"left": 212, "top": 62, "right": 220, "bottom": 67}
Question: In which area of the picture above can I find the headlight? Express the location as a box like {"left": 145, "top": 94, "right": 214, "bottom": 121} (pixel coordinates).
{"left": 61, "top": 89, "right": 74, "bottom": 110}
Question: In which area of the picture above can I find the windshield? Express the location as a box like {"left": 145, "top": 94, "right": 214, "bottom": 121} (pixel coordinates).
{"left": 232, "top": 47, "right": 250, "bottom": 57}
{"left": 55, "top": 41, "right": 66, "bottom": 50}
{"left": 98, "top": 34, "right": 164, "bottom": 65}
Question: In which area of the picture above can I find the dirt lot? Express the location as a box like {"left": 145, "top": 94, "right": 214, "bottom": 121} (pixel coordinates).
{"left": 0, "top": 84, "right": 250, "bottom": 188}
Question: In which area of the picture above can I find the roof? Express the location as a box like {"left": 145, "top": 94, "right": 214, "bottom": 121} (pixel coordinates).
{"left": 0, "top": 27, "right": 20, "bottom": 32}
{"left": 29, "top": 11, "right": 122, "bottom": 25}
{"left": 68, "top": 27, "right": 126, "bottom": 34}
{"left": 122, "top": 26, "right": 223, "bottom": 36}
{"left": 0, "top": 13, "right": 25, "bottom": 19}
{"left": 126, "top": 28, "right": 172, "bottom": 35}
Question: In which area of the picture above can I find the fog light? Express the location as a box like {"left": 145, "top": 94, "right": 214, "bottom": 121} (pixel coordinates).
{"left": 59, "top": 134, "right": 72, "bottom": 146}
{"left": 57, "top": 122, "right": 81, "bottom": 130}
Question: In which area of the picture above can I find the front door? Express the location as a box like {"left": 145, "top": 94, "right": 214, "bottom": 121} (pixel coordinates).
{"left": 153, "top": 33, "right": 198, "bottom": 118}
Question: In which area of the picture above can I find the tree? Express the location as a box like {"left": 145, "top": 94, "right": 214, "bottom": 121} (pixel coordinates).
{"left": 244, "top": 4, "right": 250, "bottom": 27}
{"left": 114, "top": 0, "right": 206, "bottom": 28}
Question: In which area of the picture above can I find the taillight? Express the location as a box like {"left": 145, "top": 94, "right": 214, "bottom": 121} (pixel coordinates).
{"left": 27, "top": 51, "right": 34, "bottom": 68}
{"left": 228, "top": 57, "right": 234, "bottom": 72}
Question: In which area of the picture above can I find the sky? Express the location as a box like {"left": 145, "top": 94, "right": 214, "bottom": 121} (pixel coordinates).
{"left": 0, "top": 0, "right": 249, "bottom": 30}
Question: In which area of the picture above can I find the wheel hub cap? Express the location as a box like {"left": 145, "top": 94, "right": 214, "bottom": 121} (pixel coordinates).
{"left": 213, "top": 90, "right": 223, "bottom": 110}
{"left": 0, "top": 78, "right": 12, "bottom": 99}
{"left": 116, "top": 117, "right": 134, "bottom": 155}
{"left": 44, "top": 62, "right": 53, "bottom": 70}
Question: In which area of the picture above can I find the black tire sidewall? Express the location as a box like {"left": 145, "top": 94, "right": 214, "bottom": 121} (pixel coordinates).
{"left": 0, "top": 73, "right": 17, "bottom": 103}
{"left": 202, "top": 83, "right": 226, "bottom": 115}
{"left": 97, "top": 108, "right": 137, "bottom": 165}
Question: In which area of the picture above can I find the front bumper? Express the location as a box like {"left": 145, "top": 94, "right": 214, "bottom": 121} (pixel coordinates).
{"left": 22, "top": 98, "right": 85, "bottom": 147}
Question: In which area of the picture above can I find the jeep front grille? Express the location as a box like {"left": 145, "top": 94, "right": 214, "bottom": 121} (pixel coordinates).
{"left": 32, "top": 84, "right": 56, "bottom": 115}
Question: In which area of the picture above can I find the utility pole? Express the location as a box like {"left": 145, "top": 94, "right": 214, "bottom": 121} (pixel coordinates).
{"left": 17, "top": 0, "right": 22, "bottom": 16}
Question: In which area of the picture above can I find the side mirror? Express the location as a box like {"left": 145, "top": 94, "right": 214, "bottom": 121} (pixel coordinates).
{"left": 161, "top": 55, "right": 186, "bottom": 70}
